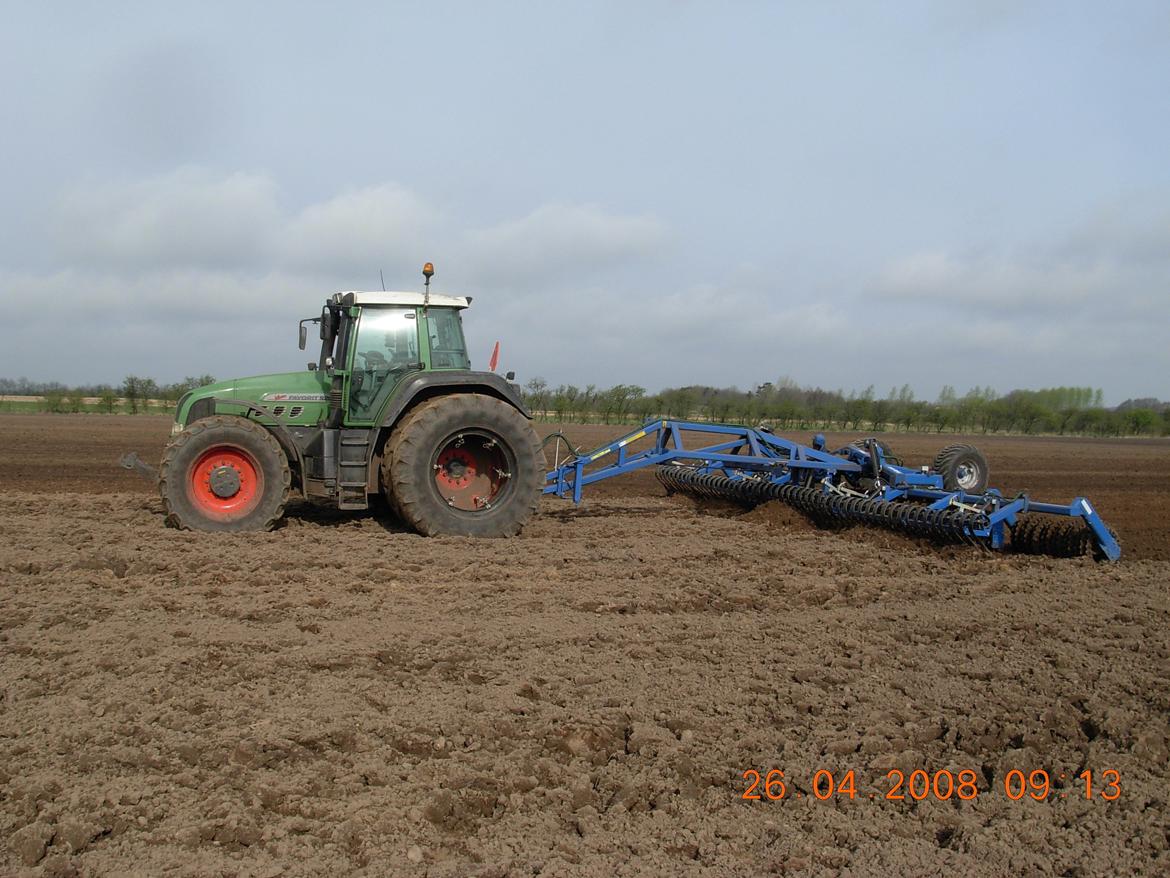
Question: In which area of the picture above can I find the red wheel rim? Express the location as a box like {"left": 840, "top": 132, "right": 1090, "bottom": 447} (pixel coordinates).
{"left": 433, "top": 434, "right": 509, "bottom": 512}
{"left": 188, "top": 445, "right": 262, "bottom": 520}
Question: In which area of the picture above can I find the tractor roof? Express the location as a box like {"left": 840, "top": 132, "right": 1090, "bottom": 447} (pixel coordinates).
{"left": 333, "top": 291, "right": 471, "bottom": 309}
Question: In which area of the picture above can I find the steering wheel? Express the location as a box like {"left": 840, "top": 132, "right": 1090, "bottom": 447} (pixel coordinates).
{"left": 359, "top": 350, "right": 388, "bottom": 368}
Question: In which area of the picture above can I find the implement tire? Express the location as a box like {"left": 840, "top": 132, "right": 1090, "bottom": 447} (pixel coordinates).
{"left": 382, "top": 394, "right": 542, "bottom": 537}
{"left": 160, "top": 415, "right": 290, "bottom": 532}
{"left": 932, "top": 443, "right": 990, "bottom": 494}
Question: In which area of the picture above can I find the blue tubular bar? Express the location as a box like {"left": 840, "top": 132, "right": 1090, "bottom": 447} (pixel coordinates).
{"left": 543, "top": 420, "right": 1121, "bottom": 561}
{"left": 542, "top": 420, "right": 862, "bottom": 499}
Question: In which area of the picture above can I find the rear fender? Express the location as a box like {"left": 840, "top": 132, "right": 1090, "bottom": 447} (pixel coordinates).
{"left": 366, "top": 371, "right": 529, "bottom": 487}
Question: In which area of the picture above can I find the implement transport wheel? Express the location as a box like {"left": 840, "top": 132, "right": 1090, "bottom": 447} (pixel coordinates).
{"left": 160, "top": 415, "right": 290, "bottom": 532}
{"left": 932, "top": 443, "right": 990, "bottom": 493}
{"left": 382, "top": 394, "right": 542, "bottom": 537}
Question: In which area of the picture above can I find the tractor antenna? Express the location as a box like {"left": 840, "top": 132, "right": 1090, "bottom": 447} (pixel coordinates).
{"left": 379, "top": 269, "right": 386, "bottom": 291}
{"left": 422, "top": 262, "right": 434, "bottom": 310}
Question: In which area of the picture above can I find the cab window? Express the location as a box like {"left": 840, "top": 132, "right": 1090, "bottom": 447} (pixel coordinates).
{"left": 348, "top": 307, "right": 420, "bottom": 420}
{"left": 428, "top": 308, "right": 470, "bottom": 369}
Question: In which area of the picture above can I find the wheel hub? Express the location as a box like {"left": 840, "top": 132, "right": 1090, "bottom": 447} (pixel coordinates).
{"left": 436, "top": 447, "right": 476, "bottom": 489}
{"left": 188, "top": 445, "right": 262, "bottom": 519}
{"left": 208, "top": 464, "right": 242, "bottom": 498}
{"left": 956, "top": 464, "right": 976, "bottom": 490}
{"left": 433, "top": 434, "right": 509, "bottom": 511}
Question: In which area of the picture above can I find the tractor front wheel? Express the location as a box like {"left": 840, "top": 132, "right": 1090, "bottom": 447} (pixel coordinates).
{"left": 160, "top": 415, "right": 291, "bottom": 532}
{"left": 382, "top": 394, "right": 542, "bottom": 537}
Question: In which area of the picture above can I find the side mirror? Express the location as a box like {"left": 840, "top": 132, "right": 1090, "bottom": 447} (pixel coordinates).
{"left": 298, "top": 324, "right": 308, "bottom": 350}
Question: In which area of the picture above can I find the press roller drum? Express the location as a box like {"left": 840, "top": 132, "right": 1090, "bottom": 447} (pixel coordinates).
{"left": 656, "top": 465, "right": 989, "bottom": 541}
{"left": 655, "top": 465, "right": 1102, "bottom": 557}
{"left": 1009, "top": 516, "right": 1095, "bottom": 558}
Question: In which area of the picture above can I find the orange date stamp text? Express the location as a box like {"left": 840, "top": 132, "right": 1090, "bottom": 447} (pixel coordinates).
{"left": 740, "top": 768, "right": 1120, "bottom": 802}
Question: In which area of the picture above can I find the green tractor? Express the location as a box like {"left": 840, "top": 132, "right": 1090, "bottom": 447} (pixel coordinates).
{"left": 150, "top": 265, "right": 543, "bottom": 536}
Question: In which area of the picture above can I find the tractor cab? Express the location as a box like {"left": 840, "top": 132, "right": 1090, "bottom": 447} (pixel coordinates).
{"left": 305, "top": 290, "right": 473, "bottom": 427}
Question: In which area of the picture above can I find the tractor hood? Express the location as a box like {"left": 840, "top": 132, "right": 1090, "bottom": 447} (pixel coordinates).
{"left": 176, "top": 371, "right": 330, "bottom": 428}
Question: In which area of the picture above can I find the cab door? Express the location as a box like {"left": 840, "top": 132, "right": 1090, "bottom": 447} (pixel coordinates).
{"left": 344, "top": 306, "right": 422, "bottom": 424}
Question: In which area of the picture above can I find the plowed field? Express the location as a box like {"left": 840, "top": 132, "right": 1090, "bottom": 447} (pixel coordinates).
{"left": 2, "top": 414, "right": 1168, "bottom": 877}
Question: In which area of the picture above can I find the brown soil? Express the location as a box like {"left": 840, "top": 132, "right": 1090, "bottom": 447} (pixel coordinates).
{"left": 2, "top": 414, "right": 1168, "bottom": 876}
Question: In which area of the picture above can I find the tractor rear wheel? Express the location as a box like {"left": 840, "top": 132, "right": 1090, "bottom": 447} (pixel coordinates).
{"left": 932, "top": 443, "right": 990, "bottom": 493}
{"left": 382, "top": 394, "right": 542, "bottom": 537}
{"left": 160, "top": 415, "right": 290, "bottom": 532}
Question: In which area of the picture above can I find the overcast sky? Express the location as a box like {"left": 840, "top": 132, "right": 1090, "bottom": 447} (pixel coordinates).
{"left": 1, "top": 1, "right": 1167, "bottom": 403}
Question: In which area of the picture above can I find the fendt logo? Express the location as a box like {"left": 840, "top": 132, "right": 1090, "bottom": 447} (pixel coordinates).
{"left": 261, "top": 393, "right": 327, "bottom": 402}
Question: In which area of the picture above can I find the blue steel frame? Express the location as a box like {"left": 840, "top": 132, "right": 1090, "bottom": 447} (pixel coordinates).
{"left": 543, "top": 419, "right": 1121, "bottom": 561}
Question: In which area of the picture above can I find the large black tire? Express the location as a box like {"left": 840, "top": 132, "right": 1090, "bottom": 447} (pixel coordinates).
{"left": 932, "top": 443, "right": 990, "bottom": 493}
{"left": 159, "top": 415, "right": 290, "bottom": 532}
{"left": 382, "top": 394, "right": 542, "bottom": 537}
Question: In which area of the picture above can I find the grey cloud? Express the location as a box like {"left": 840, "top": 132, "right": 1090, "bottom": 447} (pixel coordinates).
{"left": 461, "top": 273, "right": 852, "bottom": 391}
{"left": 6, "top": 268, "right": 318, "bottom": 320}
{"left": 1051, "top": 200, "right": 1170, "bottom": 267}
{"left": 280, "top": 184, "right": 442, "bottom": 276}
{"left": 19, "top": 168, "right": 1167, "bottom": 400}
{"left": 10, "top": 171, "right": 677, "bottom": 385}
{"left": 90, "top": 41, "right": 244, "bottom": 164}
{"left": 48, "top": 172, "right": 666, "bottom": 288}
{"left": 56, "top": 169, "right": 282, "bottom": 271}
{"left": 929, "top": 1, "right": 1030, "bottom": 31}
{"left": 874, "top": 206, "right": 1170, "bottom": 322}
{"left": 464, "top": 203, "right": 669, "bottom": 285}
{"left": 3, "top": 267, "right": 328, "bottom": 383}
{"left": 50, "top": 173, "right": 441, "bottom": 280}
{"left": 874, "top": 250, "right": 1116, "bottom": 309}
{"left": 862, "top": 209, "right": 1170, "bottom": 399}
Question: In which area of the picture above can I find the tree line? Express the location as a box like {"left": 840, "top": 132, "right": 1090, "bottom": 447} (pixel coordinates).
{"left": 3, "top": 374, "right": 1167, "bottom": 437}
{"left": 519, "top": 378, "right": 1169, "bottom": 437}
{"left": 0, "top": 375, "right": 216, "bottom": 414}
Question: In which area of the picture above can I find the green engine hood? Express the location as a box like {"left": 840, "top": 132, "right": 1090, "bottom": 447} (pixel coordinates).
{"left": 176, "top": 371, "right": 330, "bottom": 427}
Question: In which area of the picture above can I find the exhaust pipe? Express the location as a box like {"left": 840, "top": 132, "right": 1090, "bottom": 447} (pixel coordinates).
{"left": 120, "top": 452, "right": 158, "bottom": 482}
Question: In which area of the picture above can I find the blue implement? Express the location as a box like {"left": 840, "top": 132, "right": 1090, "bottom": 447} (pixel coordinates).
{"left": 543, "top": 420, "right": 1120, "bottom": 561}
